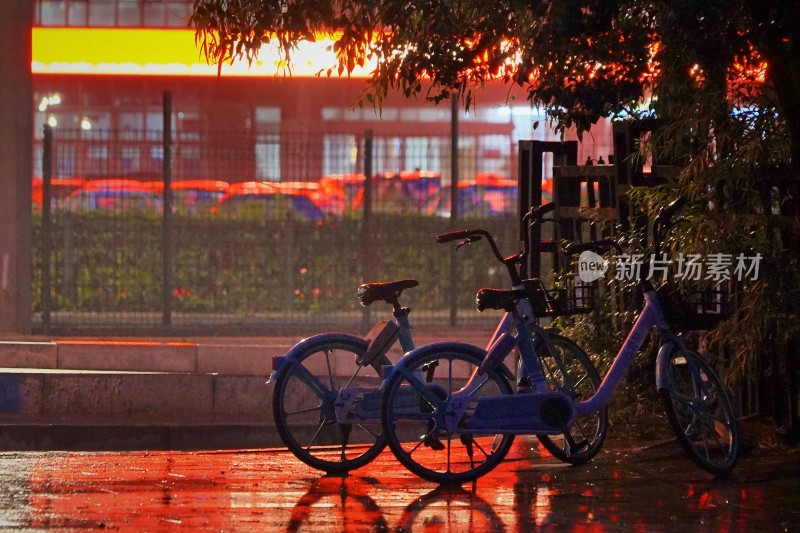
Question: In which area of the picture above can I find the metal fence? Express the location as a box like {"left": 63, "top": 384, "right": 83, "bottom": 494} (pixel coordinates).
{"left": 33, "top": 119, "right": 522, "bottom": 336}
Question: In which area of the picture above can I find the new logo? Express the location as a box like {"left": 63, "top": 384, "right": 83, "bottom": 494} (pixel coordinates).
{"left": 578, "top": 251, "right": 609, "bottom": 282}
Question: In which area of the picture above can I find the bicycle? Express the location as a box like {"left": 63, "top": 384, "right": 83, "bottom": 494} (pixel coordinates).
{"left": 270, "top": 213, "right": 606, "bottom": 474}
{"left": 268, "top": 278, "right": 419, "bottom": 473}
{"left": 379, "top": 199, "right": 739, "bottom": 483}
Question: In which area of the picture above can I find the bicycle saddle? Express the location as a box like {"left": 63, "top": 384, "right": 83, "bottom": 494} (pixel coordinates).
{"left": 475, "top": 288, "right": 527, "bottom": 312}
{"left": 357, "top": 279, "right": 419, "bottom": 306}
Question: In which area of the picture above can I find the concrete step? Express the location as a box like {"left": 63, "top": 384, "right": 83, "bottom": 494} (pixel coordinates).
{"left": 0, "top": 422, "right": 279, "bottom": 452}
{"left": 0, "top": 329, "right": 494, "bottom": 451}
{"left": 0, "top": 369, "right": 276, "bottom": 451}
{"left": 0, "top": 330, "right": 492, "bottom": 375}
{"left": 0, "top": 339, "right": 295, "bottom": 375}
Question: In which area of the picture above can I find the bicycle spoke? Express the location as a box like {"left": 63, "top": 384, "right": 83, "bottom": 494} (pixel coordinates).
{"left": 356, "top": 423, "right": 381, "bottom": 438}
{"left": 407, "top": 432, "right": 431, "bottom": 456}
{"left": 325, "top": 349, "right": 335, "bottom": 390}
{"left": 303, "top": 421, "right": 328, "bottom": 452}
{"left": 534, "top": 334, "right": 606, "bottom": 465}
{"left": 661, "top": 349, "right": 739, "bottom": 474}
{"left": 471, "top": 438, "right": 491, "bottom": 459}
{"left": 572, "top": 373, "right": 588, "bottom": 390}
{"left": 274, "top": 337, "right": 387, "bottom": 474}
{"left": 285, "top": 404, "right": 324, "bottom": 418}
{"left": 382, "top": 349, "right": 515, "bottom": 483}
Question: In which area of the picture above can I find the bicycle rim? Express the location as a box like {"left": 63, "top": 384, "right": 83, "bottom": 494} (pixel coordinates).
{"left": 272, "top": 336, "right": 386, "bottom": 473}
{"left": 660, "top": 349, "right": 738, "bottom": 475}
{"left": 381, "top": 347, "right": 514, "bottom": 484}
{"left": 534, "top": 333, "right": 607, "bottom": 464}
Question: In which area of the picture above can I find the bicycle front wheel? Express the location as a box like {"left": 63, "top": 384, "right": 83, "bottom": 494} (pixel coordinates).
{"left": 534, "top": 333, "right": 607, "bottom": 464}
{"left": 381, "top": 346, "right": 515, "bottom": 484}
{"left": 272, "top": 335, "right": 386, "bottom": 473}
{"left": 659, "top": 348, "right": 739, "bottom": 475}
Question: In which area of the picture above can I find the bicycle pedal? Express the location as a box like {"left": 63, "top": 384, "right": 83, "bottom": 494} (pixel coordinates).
{"left": 422, "top": 436, "right": 446, "bottom": 451}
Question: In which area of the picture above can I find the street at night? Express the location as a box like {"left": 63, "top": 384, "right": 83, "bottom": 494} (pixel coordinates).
{"left": 2, "top": 1, "right": 800, "bottom": 532}
{"left": 1, "top": 429, "right": 798, "bottom": 531}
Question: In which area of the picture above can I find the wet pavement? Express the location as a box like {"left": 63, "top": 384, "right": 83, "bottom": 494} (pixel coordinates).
{"left": 0, "top": 432, "right": 798, "bottom": 532}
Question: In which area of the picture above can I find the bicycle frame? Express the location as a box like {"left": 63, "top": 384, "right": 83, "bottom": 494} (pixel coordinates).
{"left": 574, "top": 289, "right": 674, "bottom": 416}
{"left": 268, "top": 305, "right": 417, "bottom": 386}
{"left": 383, "top": 197, "right": 739, "bottom": 480}
{"left": 387, "top": 285, "right": 683, "bottom": 436}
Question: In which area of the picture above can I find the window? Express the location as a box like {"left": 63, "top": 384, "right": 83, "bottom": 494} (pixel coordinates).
{"left": 323, "top": 135, "right": 358, "bottom": 176}
{"left": 35, "top": 0, "right": 193, "bottom": 28}
{"left": 254, "top": 107, "right": 281, "bottom": 180}
{"left": 39, "top": 1, "right": 66, "bottom": 25}
{"left": 405, "top": 137, "right": 442, "bottom": 174}
{"left": 88, "top": 0, "right": 115, "bottom": 26}
{"left": 67, "top": 0, "right": 88, "bottom": 25}
{"left": 118, "top": 0, "right": 142, "bottom": 26}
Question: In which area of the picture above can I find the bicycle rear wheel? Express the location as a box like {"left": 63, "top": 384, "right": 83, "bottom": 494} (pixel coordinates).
{"left": 534, "top": 333, "right": 607, "bottom": 464}
{"left": 659, "top": 348, "right": 739, "bottom": 475}
{"left": 272, "top": 335, "right": 386, "bottom": 473}
{"left": 381, "top": 346, "right": 515, "bottom": 484}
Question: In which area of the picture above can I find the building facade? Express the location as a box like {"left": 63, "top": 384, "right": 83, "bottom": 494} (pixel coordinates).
{"left": 33, "top": 0, "right": 614, "bottom": 186}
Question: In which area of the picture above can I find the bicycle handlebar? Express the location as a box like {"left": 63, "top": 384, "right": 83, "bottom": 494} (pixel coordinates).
{"left": 562, "top": 239, "right": 622, "bottom": 256}
{"left": 436, "top": 229, "right": 477, "bottom": 244}
{"left": 436, "top": 228, "right": 505, "bottom": 262}
{"left": 530, "top": 202, "right": 556, "bottom": 219}
{"left": 436, "top": 202, "right": 556, "bottom": 282}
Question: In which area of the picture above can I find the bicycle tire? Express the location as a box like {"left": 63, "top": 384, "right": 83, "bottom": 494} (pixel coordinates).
{"left": 272, "top": 335, "right": 386, "bottom": 473}
{"left": 659, "top": 348, "right": 739, "bottom": 475}
{"left": 381, "top": 344, "right": 515, "bottom": 484}
{"left": 534, "top": 333, "right": 608, "bottom": 464}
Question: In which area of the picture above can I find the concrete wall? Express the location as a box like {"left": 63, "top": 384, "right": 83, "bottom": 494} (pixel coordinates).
{"left": 0, "top": 0, "right": 33, "bottom": 334}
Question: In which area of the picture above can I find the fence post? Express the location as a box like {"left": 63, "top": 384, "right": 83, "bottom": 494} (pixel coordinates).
{"left": 449, "top": 95, "right": 460, "bottom": 327}
{"left": 162, "top": 91, "right": 174, "bottom": 327}
{"left": 517, "top": 140, "right": 578, "bottom": 279}
{"left": 41, "top": 124, "right": 53, "bottom": 335}
{"left": 361, "top": 130, "right": 374, "bottom": 331}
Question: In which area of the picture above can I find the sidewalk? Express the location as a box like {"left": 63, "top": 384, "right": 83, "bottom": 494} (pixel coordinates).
{"left": 0, "top": 329, "right": 493, "bottom": 451}
{"left": 1, "top": 428, "right": 798, "bottom": 531}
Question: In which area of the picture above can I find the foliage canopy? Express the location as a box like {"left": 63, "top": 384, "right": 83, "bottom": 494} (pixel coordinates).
{"left": 191, "top": 0, "right": 800, "bottom": 153}
{"left": 192, "top": 0, "right": 800, "bottom": 430}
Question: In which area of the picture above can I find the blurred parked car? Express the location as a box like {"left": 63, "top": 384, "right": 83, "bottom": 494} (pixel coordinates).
{"left": 423, "top": 174, "right": 518, "bottom": 218}
{"left": 31, "top": 177, "right": 86, "bottom": 210}
{"left": 399, "top": 170, "right": 442, "bottom": 205}
{"left": 211, "top": 181, "right": 325, "bottom": 221}
{"left": 272, "top": 181, "right": 344, "bottom": 216}
{"left": 143, "top": 179, "right": 229, "bottom": 214}
{"left": 318, "top": 174, "right": 365, "bottom": 213}
{"left": 318, "top": 170, "right": 441, "bottom": 214}
{"left": 62, "top": 179, "right": 163, "bottom": 213}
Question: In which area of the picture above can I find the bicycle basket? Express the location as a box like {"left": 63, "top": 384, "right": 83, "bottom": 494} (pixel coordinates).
{"left": 656, "top": 283, "right": 690, "bottom": 327}
{"left": 656, "top": 283, "right": 728, "bottom": 330}
{"left": 523, "top": 279, "right": 595, "bottom": 317}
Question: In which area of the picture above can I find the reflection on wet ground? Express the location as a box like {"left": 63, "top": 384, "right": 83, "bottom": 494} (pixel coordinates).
{"left": 0, "top": 435, "right": 798, "bottom": 531}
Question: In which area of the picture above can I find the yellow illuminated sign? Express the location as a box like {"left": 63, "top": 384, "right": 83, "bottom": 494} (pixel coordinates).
{"left": 32, "top": 27, "right": 371, "bottom": 77}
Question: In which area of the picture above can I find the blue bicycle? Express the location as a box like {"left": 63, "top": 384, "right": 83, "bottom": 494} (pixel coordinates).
{"left": 380, "top": 199, "right": 739, "bottom": 483}
{"left": 269, "top": 212, "right": 607, "bottom": 473}
{"left": 269, "top": 279, "right": 419, "bottom": 473}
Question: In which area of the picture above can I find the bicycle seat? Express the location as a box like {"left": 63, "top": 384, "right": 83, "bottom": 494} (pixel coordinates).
{"left": 357, "top": 279, "right": 419, "bottom": 306}
{"left": 476, "top": 288, "right": 527, "bottom": 312}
